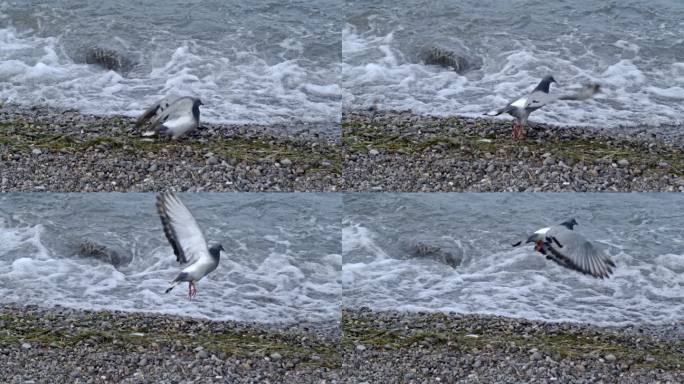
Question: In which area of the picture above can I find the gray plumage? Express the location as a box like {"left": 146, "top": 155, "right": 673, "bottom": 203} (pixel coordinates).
{"left": 156, "top": 192, "right": 223, "bottom": 297}
{"left": 485, "top": 76, "right": 601, "bottom": 139}
{"left": 485, "top": 75, "right": 557, "bottom": 139}
{"left": 514, "top": 218, "right": 616, "bottom": 279}
{"left": 137, "top": 96, "right": 203, "bottom": 139}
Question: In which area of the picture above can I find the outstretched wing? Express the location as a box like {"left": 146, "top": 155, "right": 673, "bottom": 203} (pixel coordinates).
{"left": 156, "top": 192, "right": 209, "bottom": 265}
{"left": 545, "top": 226, "right": 615, "bottom": 278}
{"left": 135, "top": 95, "right": 181, "bottom": 128}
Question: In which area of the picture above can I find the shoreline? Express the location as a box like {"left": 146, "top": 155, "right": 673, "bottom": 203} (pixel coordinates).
{"left": 342, "top": 308, "right": 684, "bottom": 383}
{"left": 343, "top": 109, "right": 684, "bottom": 192}
{"left": 0, "top": 105, "right": 341, "bottom": 192}
{"left": 2, "top": 304, "right": 682, "bottom": 383}
{"left": 0, "top": 304, "right": 341, "bottom": 383}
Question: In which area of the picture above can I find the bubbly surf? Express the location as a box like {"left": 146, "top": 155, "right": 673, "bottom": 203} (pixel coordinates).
{"left": 343, "top": 193, "right": 684, "bottom": 326}
{"left": 0, "top": 0, "right": 341, "bottom": 125}
{"left": 343, "top": 0, "right": 684, "bottom": 134}
{"left": 0, "top": 193, "right": 342, "bottom": 323}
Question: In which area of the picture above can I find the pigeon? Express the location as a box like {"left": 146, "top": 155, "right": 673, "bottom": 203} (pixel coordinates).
{"left": 156, "top": 192, "right": 223, "bottom": 298}
{"left": 513, "top": 218, "right": 616, "bottom": 279}
{"left": 136, "top": 96, "right": 203, "bottom": 139}
{"left": 485, "top": 75, "right": 557, "bottom": 139}
{"left": 485, "top": 76, "right": 601, "bottom": 139}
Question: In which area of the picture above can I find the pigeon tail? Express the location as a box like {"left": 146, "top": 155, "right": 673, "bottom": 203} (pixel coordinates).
{"left": 165, "top": 280, "right": 181, "bottom": 293}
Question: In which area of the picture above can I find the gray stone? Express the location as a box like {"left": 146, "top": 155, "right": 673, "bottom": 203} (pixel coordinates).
{"left": 270, "top": 352, "right": 282, "bottom": 361}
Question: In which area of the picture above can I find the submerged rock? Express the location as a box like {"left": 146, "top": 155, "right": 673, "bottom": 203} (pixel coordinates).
{"left": 83, "top": 47, "right": 136, "bottom": 73}
{"left": 400, "top": 238, "right": 463, "bottom": 268}
{"left": 77, "top": 240, "right": 131, "bottom": 268}
{"left": 419, "top": 45, "right": 480, "bottom": 74}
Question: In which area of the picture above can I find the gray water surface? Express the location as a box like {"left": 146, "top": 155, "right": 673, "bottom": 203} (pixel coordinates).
{"left": 0, "top": 0, "right": 341, "bottom": 124}
{"left": 343, "top": 193, "right": 684, "bottom": 326}
{"left": 0, "top": 193, "right": 342, "bottom": 323}
{"left": 343, "top": 0, "right": 684, "bottom": 135}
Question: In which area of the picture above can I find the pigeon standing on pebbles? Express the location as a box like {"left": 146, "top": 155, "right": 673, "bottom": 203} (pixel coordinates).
{"left": 136, "top": 96, "right": 203, "bottom": 139}
{"left": 156, "top": 192, "right": 223, "bottom": 298}
{"left": 513, "top": 218, "right": 616, "bottom": 279}
{"left": 485, "top": 76, "right": 602, "bottom": 140}
{"left": 485, "top": 75, "right": 557, "bottom": 140}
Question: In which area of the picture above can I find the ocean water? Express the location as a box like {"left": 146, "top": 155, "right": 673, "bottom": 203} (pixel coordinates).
{"left": 343, "top": 193, "right": 684, "bottom": 326}
{"left": 0, "top": 193, "right": 342, "bottom": 324}
{"left": 343, "top": 0, "right": 684, "bottom": 134}
{"left": 0, "top": 0, "right": 341, "bottom": 124}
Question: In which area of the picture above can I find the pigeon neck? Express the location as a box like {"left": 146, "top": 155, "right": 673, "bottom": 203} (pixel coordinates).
{"left": 560, "top": 219, "right": 577, "bottom": 230}
{"left": 534, "top": 79, "right": 552, "bottom": 94}
{"left": 192, "top": 103, "right": 201, "bottom": 121}
{"left": 209, "top": 245, "right": 221, "bottom": 261}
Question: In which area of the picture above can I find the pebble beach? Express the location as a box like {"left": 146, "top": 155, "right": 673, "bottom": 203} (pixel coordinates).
{"left": 3, "top": 304, "right": 681, "bottom": 383}
{"left": 0, "top": 105, "right": 341, "bottom": 192}
{"left": 342, "top": 308, "right": 683, "bottom": 384}
{"left": 343, "top": 109, "right": 684, "bottom": 192}
{"left": 0, "top": 304, "right": 341, "bottom": 384}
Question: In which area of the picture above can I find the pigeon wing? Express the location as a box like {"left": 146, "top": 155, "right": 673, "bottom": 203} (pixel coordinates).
{"left": 545, "top": 226, "right": 615, "bottom": 278}
{"left": 524, "top": 90, "right": 551, "bottom": 111}
{"left": 135, "top": 95, "right": 181, "bottom": 128}
{"left": 156, "top": 192, "right": 210, "bottom": 266}
{"left": 149, "top": 97, "right": 195, "bottom": 133}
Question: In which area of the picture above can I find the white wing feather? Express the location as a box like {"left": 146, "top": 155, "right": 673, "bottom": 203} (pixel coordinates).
{"left": 157, "top": 192, "right": 211, "bottom": 266}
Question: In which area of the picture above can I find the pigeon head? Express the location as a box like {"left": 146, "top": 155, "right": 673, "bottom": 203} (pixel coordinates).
{"left": 560, "top": 218, "right": 578, "bottom": 230}
{"left": 535, "top": 75, "right": 557, "bottom": 93}
{"left": 194, "top": 98, "right": 203, "bottom": 106}
{"left": 209, "top": 244, "right": 224, "bottom": 260}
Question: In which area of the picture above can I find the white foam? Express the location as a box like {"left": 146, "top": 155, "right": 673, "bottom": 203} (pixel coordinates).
{"left": 0, "top": 218, "right": 340, "bottom": 324}
{"left": 342, "top": 24, "right": 684, "bottom": 130}
{"left": 342, "top": 220, "right": 684, "bottom": 326}
{"left": 0, "top": 26, "right": 339, "bottom": 124}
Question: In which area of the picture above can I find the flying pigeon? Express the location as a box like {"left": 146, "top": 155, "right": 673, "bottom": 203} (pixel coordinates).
{"left": 136, "top": 96, "right": 203, "bottom": 139}
{"left": 156, "top": 192, "right": 223, "bottom": 298}
{"left": 513, "top": 218, "right": 616, "bottom": 279}
{"left": 485, "top": 76, "right": 601, "bottom": 139}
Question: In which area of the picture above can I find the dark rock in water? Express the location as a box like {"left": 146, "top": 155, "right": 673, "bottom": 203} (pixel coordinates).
{"left": 84, "top": 47, "right": 135, "bottom": 73}
{"left": 400, "top": 239, "right": 463, "bottom": 268}
{"left": 419, "top": 45, "right": 480, "bottom": 74}
{"left": 77, "top": 241, "right": 131, "bottom": 268}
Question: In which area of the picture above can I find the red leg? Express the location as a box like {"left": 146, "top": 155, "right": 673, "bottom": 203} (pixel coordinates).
{"left": 187, "top": 281, "right": 198, "bottom": 298}
{"left": 513, "top": 122, "right": 525, "bottom": 140}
